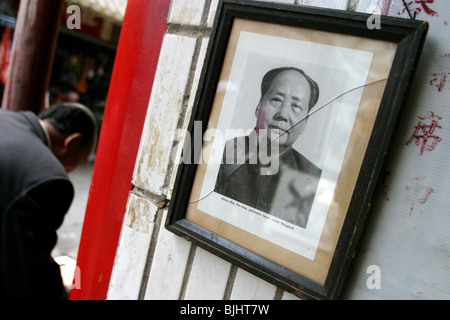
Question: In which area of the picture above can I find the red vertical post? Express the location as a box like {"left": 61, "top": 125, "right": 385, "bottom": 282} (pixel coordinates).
{"left": 70, "top": 0, "right": 171, "bottom": 300}
{"left": 1, "top": 0, "right": 64, "bottom": 113}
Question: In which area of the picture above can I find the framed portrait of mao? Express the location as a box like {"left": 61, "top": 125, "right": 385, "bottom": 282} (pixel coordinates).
{"left": 166, "top": 0, "right": 428, "bottom": 300}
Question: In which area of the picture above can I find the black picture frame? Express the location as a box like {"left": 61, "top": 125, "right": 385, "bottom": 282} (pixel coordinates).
{"left": 165, "top": 0, "right": 428, "bottom": 300}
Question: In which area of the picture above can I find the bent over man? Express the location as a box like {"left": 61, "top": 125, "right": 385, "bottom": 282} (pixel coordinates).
{"left": 0, "top": 103, "right": 96, "bottom": 299}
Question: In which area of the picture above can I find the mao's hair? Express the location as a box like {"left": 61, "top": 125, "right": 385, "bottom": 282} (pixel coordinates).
{"left": 261, "top": 67, "right": 320, "bottom": 111}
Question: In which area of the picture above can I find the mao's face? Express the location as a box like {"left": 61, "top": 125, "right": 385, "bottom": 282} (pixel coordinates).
{"left": 256, "top": 70, "right": 311, "bottom": 148}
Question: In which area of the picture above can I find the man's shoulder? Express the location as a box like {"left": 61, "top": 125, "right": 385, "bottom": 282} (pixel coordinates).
{"left": 0, "top": 114, "right": 69, "bottom": 208}
{"left": 290, "top": 149, "right": 322, "bottom": 178}
{"left": 0, "top": 108, "right": 39, "bottom": 123}
{"left": 0, "top": 109, "right": 45, "bottom": 143}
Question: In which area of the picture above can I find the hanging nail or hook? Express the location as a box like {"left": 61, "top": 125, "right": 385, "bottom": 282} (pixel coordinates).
{"left": 401, "top": 0, "right": 417, "bottom": 20}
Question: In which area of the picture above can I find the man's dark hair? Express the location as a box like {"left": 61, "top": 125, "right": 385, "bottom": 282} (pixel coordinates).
{"left": 39, "top": 103, "right": 97, "bottom": 148}
{"left": 260, "top": 67, "right": 320, "bottom": 112}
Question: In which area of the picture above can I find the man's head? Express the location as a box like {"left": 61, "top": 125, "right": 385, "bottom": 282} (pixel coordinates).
{"left": 255, "top": 67, "right": 319, "bottom": 149}
{"left": 39, "top": 103, "right": 97, "bottom": 173}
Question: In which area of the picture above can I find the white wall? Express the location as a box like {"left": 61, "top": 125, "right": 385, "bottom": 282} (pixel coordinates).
{"left": 107, "top": 0, "right": 450, "bottom": 300}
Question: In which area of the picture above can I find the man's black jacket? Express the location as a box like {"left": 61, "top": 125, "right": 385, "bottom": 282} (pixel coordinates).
{"left": 0, "top": 109, "right": 73, "bottom": 299}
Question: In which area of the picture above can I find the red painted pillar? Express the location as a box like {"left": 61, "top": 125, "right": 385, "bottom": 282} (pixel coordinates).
{"left": 69, "top": 0, "right": 171, "bottom": 300}
{"left": 1, "top": 0, "right": 64, "bottom": 113}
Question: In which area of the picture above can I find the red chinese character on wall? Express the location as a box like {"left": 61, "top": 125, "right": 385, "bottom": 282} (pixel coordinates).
{"left": 399, "top": 0, "right": 438, "bottom": 17}
{"left": 430, "top": 54, "right": 450, "bottom": 92}
{"left": 430, "top": 72, "right": 449, "bottom": 92}
{"left": 406, "top": 111, "right": 442, "bottom": 155}
{"left": 405, "top": 176, "right": 434, "bottom": 216}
